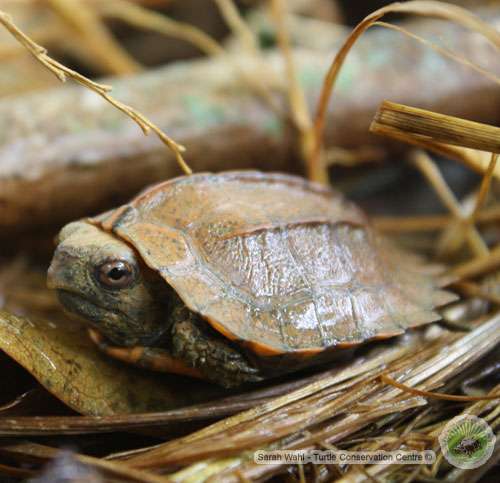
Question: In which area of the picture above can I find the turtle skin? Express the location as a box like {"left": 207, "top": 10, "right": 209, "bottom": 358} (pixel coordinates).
{"left": 50, "top": 171, "right": 456, "bottom": 386}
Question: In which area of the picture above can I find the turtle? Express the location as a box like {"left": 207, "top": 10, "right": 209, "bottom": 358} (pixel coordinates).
{"left": 47, "top": 171, "right": 456, "bottom": 387}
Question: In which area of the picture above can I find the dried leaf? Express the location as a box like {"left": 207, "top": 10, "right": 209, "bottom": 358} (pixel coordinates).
{"left": 0, "top": 310, "right": 226, "bottom": 415}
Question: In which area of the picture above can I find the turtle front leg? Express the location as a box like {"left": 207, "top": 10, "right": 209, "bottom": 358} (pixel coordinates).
{"left": 88, "top": 328, "right": 203, "bottom": 379}
{"left": 169, "top": 310, "right": 263, "bottom": 388}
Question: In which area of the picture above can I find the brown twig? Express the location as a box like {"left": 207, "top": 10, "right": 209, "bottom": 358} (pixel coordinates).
{"left": 270, "top": 0, "right": 315, "bottom": 176}
{"left": 373, "top": 205, "right": 500, "bottom": 232}
{"left": 471, "top": 153, "right": 499, "bottom": 220}
{"left": 214, "top": 0, "right": 259, "bottom": 56}
{"left": 410, "top": 150, "right": 488, "bottom": 257}
{"left": 214, "top": 0, "right": 282, "bottom": 113}
{"left": 381, "top": 375, "right": 500, "bottom": 401}
{"left": 452, "top": 280, "right": 500, "bottom": 306}
{"left": 452, "top": 244, "right": 500, "bottom": 279}
{"left": 98, "top": 0, "right": 224, "bottom": 56}
{"left": 369, "top": 123, "right": 500, "bottom": 180}
{"left": 46, "top": 0, "right": 141, "bottom": 75}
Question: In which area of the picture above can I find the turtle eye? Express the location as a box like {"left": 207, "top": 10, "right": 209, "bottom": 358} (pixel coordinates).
{"left": 96, "top": 260, "right": 135, "bottom": 289}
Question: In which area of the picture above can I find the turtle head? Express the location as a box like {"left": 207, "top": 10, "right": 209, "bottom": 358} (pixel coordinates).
{"left": 48, "top": 221, "right": 169, "bottom": 346}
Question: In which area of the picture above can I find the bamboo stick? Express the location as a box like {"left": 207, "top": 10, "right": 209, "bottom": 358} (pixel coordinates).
{"left": 371, "top": 100, "right": 500, "bottom": 154}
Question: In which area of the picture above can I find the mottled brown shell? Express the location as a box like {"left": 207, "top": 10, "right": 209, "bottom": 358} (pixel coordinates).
{"left": 92, "top": 171, "right": 455, "bottom": 356}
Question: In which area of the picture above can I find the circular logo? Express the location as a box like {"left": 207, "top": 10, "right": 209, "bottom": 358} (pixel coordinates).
{"left": 439, "top": 415, "right": 496, "bottom": 469}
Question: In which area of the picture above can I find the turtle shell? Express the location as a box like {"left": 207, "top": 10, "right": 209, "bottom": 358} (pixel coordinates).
{"left": 91, "top": 171, "right": 455, "bottom": 356}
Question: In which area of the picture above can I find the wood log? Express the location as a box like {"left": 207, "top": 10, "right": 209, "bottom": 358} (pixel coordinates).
{"left": 1, "top": 15, "right": 499, "bottom": 240}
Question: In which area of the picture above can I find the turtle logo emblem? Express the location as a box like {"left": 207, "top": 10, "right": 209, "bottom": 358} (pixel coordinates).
{"left": 439, "top": 415, "right": 496, "bottom": 469}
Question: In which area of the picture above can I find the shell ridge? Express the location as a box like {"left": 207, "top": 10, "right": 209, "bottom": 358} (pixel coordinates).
{"left": 217, "top": 218, "right": 366, "bottom": 242}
